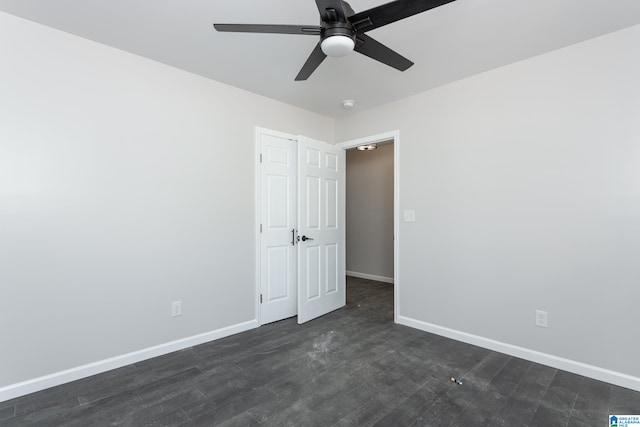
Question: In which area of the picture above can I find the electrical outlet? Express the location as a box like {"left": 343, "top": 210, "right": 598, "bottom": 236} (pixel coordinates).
{"left": 535, "top": 310, "right": 548, "bottom": 328}
{"left": 172, "top": 301, "right": 182, "bottom": 317}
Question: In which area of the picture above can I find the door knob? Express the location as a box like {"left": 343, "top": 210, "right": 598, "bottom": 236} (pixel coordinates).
{"left": 301, "top": 235, "right": 314, "bottom": 242}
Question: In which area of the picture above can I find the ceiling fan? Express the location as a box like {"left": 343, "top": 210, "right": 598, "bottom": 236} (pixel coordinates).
{"left": 213, "top": 0, "right": 456, "bottom": 81}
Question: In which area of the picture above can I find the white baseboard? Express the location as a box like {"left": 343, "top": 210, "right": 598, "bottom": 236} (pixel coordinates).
{"left": 397, "top": 315, "right": 640, "bottom": 392}
{"left": 0, "top": 319, "right": 259, "bottom": 403}
{"left": 346, "top": 271, "right": 394, "bottom": 284}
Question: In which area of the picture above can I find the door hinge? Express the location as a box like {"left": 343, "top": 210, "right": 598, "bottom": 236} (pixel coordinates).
{"left": 260, "top": 224, "right": 263, "bottom": 233}
{"left": 260, "top": 294, "right": 263, "bottom": 304}
{"left": 260, "top": 153, "right": 263, "bottom": 163}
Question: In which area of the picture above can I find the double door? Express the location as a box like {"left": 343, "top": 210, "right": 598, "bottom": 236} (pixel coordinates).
{"left": 259, "top": 129, "right": 345, "bottom": 324}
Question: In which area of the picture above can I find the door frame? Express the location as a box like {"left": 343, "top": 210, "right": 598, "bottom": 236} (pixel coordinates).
{"left": 255, "top": 127, "right": 399, "bottom": 325}
{"left": 337, "top": 130, "right": 400, "bottom": 324}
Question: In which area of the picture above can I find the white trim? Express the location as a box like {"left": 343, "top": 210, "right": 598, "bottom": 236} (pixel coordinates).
{"left": 338, "top": 130, "right": 400, "bottom": 323}
{"left": 393, "top": 133, "right": 400, "bottom": 324}
{"left": 0, "top": 319, "right": 259, "bottom": 403}
{"left": 346, "top": 270, "right": 394, "bottom": 284}
{"left": 255, "top": 127, "right": 262, "bottom": 326}
{"left": 397, "top": 315, "right": 640, "bottom": 392}
{"left": 336, "top": 131, "right": 397, "bottom": 149}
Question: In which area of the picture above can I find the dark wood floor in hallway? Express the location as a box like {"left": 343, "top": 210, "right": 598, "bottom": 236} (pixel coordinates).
{"left": 1, "top": 277, "right": 638, "bottom": 426}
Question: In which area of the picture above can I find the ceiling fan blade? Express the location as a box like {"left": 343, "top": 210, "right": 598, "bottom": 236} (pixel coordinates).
{"left": 315, "top": 0, "right": 348, "bottom": 22}
{"left": 295, "top": 43, "right": 327, "bottom": 81}
{"left": 213, "top": 24, "right": 321, "bottom": 35}
{"left": 354, "top": 34, "right": 413, "bottom": 71}
{"left": 349, "top": 0, "right": 456, "bottom": 33}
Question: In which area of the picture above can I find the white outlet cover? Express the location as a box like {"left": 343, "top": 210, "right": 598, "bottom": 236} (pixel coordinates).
{"left": 403, "top": 209, "right": 416, "bottom": 223}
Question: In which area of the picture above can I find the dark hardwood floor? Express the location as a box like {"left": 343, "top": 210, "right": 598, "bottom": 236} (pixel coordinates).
{"left": 1, "top": 277, "right": 638, "bottom": 426}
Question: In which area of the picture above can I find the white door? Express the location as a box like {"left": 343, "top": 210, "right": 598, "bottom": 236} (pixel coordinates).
{"left": 297, "top": 136, "right": 346, "bottom": 324}
{"left": 259, "top": 131, "right": 297, "bottom": 324}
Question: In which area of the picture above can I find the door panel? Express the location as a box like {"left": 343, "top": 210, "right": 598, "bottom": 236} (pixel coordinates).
{"left": 266, "top": 246, "right": 288, "bottom": 300}
{"left": 267, "top": 175, "right": 288, "bottom": 228}
{"left": 297, "top": 136, "right": 345, "bottom": 324}
{"left": 326, "top": 178, "right": 338, "bottom": 228}
{"left": 306, "top": 147, "right": 320, "bottom": 167}
{"left": 260, "top": 132, "right": 297, "bottom": 324}
{"left": 306, "top": 175, "right": 321, "bottom": 229}
{"left": 306, "top": 245, "right": 321, "bottom": 300}
{"left": 326, "top": 243, "right": 338, "bottom": 294}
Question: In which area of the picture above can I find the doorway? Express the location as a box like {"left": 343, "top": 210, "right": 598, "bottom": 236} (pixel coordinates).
{"left": 345, "top": 140, "right": 394, "bottom": 284}
{"left": 338, "top": 131, "right": 400, "bottom": 323}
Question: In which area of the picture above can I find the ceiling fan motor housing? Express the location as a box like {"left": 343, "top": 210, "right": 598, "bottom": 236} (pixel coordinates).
{"left": 321, "top": 22, "right": 354, "bottom": 40}
{"left": 320, "top": 1, "right": 356, "bottom": 43}
{"left": 319, "top": 2, "right": 356, "bottom": 57}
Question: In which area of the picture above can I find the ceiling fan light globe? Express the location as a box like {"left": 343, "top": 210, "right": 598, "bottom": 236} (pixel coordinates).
{"left": 321, "top": 35, "right": 355, "bottom": 57}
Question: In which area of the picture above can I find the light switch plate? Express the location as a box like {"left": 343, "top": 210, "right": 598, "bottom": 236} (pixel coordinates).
{"left": 172, "top": 301, "right": 182, "bottom": 317}
{"left": 403, "top": 209, "right": 416, "bottom": 222}
{"left": 535, "top": 310, "right": 548, "bottom": 328}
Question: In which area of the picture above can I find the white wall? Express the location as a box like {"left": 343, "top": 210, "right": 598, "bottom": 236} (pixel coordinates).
{"left": 336, "top": 25, "right": 640, "bottom": 387}
{"left": 0, "top": 12, "right": 333, "bottom": 393}
{"left": 346, "top": 143, "right": 394, "bottom": 281}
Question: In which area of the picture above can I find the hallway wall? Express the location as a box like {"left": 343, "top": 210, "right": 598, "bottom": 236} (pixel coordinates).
{"left": 346, "top": 143, "right": 394, "bottom": 281}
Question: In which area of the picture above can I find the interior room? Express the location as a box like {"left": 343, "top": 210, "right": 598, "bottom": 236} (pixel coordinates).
{"left": 1, "top": 0, "right": 639, "bottom": 425}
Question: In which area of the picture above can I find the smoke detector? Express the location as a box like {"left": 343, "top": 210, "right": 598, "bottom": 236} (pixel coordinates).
{"left": 342, "top": 99, "right": 356, "bottom": 109}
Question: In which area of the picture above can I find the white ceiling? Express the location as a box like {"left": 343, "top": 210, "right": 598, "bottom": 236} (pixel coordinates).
{"left": 1, "top": 0, "right": 639, "bottom": 118}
